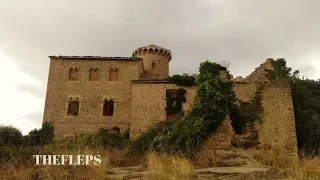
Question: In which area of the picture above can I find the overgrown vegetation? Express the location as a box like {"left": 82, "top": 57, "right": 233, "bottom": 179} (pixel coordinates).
{"left": 131, "top": 61, "right": 236, "bottom": 158}
{"left": 167, "top": 74, "right": 196, "bottom": 87}
{"left": 130, "top": 120, "right": 176, "bottom": 155}
{"left": 265, "top": 58, "right": 320, "bottom": 155}
{"left": 230, "top": 86, "right": 264, "bottom": 134}
{"left": 25, "top": 121, "right": 54, "bottom": 146}
{"left": 0, "top": 121, "right": 54, "bottom": 148}
{"left": 146, "top": 152, "right": 195, "bottom": 180}
{"left": 165, "top": 88, "right": 187, "bottom": 115}
{"left": 86, "top": 127, "right": 129, "bottom": 149}
{"left": 0, "top": 125, "right": 24, "bottom": 147}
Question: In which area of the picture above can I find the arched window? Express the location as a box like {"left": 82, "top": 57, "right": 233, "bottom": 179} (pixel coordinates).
{"left": 109, "top": 68, "right": 119, "bottom": 81}
{"left": 103, "top": 99, "right": 114, "bottom": 116}
{"left": 67, "top": 97, "right": 79, "bottom": 116}
{"left": 152, "top": 61, "right": 155, "bottom": 69}
{"left": 69, "top": 68, "right": 79, "bottom": 81}
{"left": 89, "top": 68, "right": 99, "bottom": 81}
{"left": 114, "top": 68, "right": 119, "bottom": 81}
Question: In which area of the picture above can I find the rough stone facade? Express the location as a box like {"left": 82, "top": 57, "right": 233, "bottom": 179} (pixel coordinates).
{"left": 196, "top": 59, "right": 298, "bottom": 167}
{"left": 43, "top": 45, "right": 298, "bottom": 164}
{"left": 130, "top": 82, "right": 196, "bottom": 139}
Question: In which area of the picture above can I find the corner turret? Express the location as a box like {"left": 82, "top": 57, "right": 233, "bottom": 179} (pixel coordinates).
{"left": 132, "top": 44, "right": 171, "bottom": 79}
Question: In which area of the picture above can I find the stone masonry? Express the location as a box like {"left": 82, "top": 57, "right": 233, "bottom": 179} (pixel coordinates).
{"left": 43, "top": 45, "right": 298, "bottom": 164}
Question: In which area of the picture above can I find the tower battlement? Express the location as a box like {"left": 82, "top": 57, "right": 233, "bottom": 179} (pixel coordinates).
{"left": 132, "top": 44, "right": 171, "bottom": 79}
{"left": 132, "top": 44, "right": 172, "bottom": 61}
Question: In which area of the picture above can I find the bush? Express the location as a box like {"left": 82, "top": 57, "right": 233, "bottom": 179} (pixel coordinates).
{"left": 0, "top": 125, "right": 23, "bottom": 147}
{"left": 87, "top": 128, "right": 129, "bottom": 149}
{"left": 25, "top": 121, "right": 54, "bottom": 146}
{"left": 130, "top": 120, "right": 175, "bottom": 155}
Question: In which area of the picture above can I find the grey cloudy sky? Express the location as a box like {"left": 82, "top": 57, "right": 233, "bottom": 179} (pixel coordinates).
{"left": 0, "top": 0, "right": 319, "bottom": 134}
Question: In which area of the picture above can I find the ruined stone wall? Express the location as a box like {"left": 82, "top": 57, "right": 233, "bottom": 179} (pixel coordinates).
{"left": 197, "top": 60, "right": 298, "bottom": 166}
{"left": 195, "top": 116, "right": 234, "bottom": 167}
{"left": 232, "top": 82, "right": 258, "bottom": 103}
{"left": 259, "top": 81, "right": 298, "bottom": 158}
{"left": 43, "top": 58, "right": 141, "bottom": 138}
{"left": 130, "top": 82, "right": 196, "bottom": 139}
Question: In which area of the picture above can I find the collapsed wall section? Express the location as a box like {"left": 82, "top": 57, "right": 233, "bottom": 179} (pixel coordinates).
{"left": 130, "top": 81, "right": 196, "bottom": 140}
{"left": 259, "top": 81, "right": 298, "bottom": 158}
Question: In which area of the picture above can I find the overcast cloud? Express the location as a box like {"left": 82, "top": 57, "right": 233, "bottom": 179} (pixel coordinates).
{"left": 0, "top": 0, "right": 319, "bottom": 134}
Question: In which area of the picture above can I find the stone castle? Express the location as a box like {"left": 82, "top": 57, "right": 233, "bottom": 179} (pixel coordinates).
{"left": 43, "top": 44, "right": 298, "bottom": 161}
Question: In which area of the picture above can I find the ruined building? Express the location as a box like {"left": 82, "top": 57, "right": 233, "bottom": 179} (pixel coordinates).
{"left": 43, "top": 44, "right": 298, "bottom": 162}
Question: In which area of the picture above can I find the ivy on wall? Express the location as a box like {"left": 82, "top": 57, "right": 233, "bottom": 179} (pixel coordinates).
{"left": 130, "top": 61, "right": 237, "bottom": 158}
{"left": 165, "top": 88, "right": 187, "bottom": 115}
{"left": 167, "top": 75, "right": 196, "bottom": 87}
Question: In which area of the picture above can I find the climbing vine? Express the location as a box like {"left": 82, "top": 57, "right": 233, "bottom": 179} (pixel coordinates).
{"left": 130, "top": 61, "right": 236, "bottom": 158}
{"left": 230, "top": 85, "right": 264, "bottom": 134}
{"left": 167, "top": 75, "right": 196, "bottom": 87}
{"left": 165, "top": 88, "right": 187, "bottom": 115}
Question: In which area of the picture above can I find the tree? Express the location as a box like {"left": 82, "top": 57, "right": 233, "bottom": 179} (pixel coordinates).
{"left": 27, "top": 121, "right": 54, "bottom": 146}
{"left": 0, "top": 125, "right": 23, "bottom": 146}
{"left": 219, "top": 60, "right": 231, "bottom": 69}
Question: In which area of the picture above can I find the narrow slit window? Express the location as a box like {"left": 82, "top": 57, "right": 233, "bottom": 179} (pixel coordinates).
{"left": 152, "top": 61, "right": 155, "bottom": 69}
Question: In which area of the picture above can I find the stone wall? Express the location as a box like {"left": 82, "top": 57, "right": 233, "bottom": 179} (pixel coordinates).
{"left": 43, "top": 58, "right": 141, "bottom": 138}
{"left": 196, "top": 60, "right": 298, "bottom": 166}
{"left": 232, "top": 82, "right": 258, "bottom": 103}
{"left": 130, "top": 81, "right": 196, "bottom": 139}
{"left": 43, "top": 54, "right": 298, "bottom": 164}
{"left": 195, "top": 116, "right": 234, "bottom": 167}
{"left": 259, "top": 81, "right": 298, "bottom": 158}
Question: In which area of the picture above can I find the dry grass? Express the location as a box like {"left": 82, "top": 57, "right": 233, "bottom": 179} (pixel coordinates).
{"left": 300, "top": 156, "right": 320, "bottom": 180}
{"left": 0, "top": 148, "right": 111, "bottom": 180}
{"left": 146, "top": 152, "right": 196, "bottom": 180}
{"left": 247, "top": 148, "right": 302, "bottom": 179}
{"left": 0, "top": 139, "right": 140, "bottom": 180}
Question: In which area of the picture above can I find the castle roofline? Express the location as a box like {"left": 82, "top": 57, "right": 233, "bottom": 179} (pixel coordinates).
{"left": 132, "top": 44, "right": 172, "bottom": 61}
{"left": 132, "top": 80, "right": 175, "bottom": 84}
{"left": 49, "top": 56, "right": 142, "bottom": 61}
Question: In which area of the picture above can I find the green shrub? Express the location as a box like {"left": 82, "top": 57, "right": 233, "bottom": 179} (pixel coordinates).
{"left": 87, "top": 128, "right": 129, "bottom": 149}
{"left": 0, "top": 125, "right": 23, "bottom": 147}
{"left": 26, "top": 121, "right": 54, "bottom": 146}
{"left": 167, "top": 75, "right": 196, "bottom": 87}
{"left": 130, "top": 120, "right": 175, "bottom": 155}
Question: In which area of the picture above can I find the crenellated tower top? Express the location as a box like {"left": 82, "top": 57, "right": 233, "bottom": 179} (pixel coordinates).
{"left": 132, "top": 44, "right": 171, "bottom": 79}
{"left": 132, "top": 44, "right": 172, "bottom": 61}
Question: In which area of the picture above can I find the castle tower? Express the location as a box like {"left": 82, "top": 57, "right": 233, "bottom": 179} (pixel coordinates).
{"left": 132, "top": 44, "right": 172, "bottom": 79}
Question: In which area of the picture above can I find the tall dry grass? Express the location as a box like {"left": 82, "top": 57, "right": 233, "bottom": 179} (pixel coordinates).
{"left": 247, "top": 148, "right": 303, "bottom": 179}
{"left": 0, "top": 137, "right": 139, "bottom": 180}
{"left": 300, "top": 155, "right": 320, "bottom": 180}
{"left": 146, "top": 152, "right": 196, "bottom": 180}
{"left": 0, "top": 148, "right": 111, "bottom": 180}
